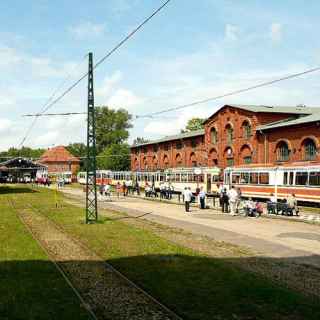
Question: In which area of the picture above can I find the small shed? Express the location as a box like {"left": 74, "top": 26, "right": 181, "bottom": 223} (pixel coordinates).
{"left": 0, "top": 157, "right": 47, "bottom": 183}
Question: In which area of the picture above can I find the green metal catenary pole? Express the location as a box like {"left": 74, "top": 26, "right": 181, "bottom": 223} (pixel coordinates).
{"left": 86, "top": 52, "right": 98, "bottom": 223}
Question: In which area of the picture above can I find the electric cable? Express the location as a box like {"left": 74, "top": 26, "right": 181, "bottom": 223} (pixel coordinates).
{"left": 19, "top": 54, "right": 88, "bottom": 147}
{"left": 28, "top": 0, "right": 172, "bottom": 124}
{"left": 136, "top": 66, "right": 320, "bottom": 118}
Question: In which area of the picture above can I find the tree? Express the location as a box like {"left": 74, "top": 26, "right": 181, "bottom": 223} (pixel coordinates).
{"left": 0, "top": 147, "right": 45, "bottom": 162}
{"left": 132, "top": 137, "right": 150, "bottom": 145}
{"left": 97, "top": 143, "right": 130, "bottom": 171}
{"left": 66, "top": 143, "right": 87, "bottom": 158}
{"left": 95, "top": 107, "right": 132, "bottom": 153}
{"left": 181, "top": 117, "right": 205, "bottom": 133}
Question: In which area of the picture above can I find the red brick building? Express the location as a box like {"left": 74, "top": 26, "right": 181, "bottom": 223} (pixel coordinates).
{"left": 131, "top": 104, "right": 320, "bottom": 171}
{"left": 39, "top": 146, "right": 80, "bottom": 176}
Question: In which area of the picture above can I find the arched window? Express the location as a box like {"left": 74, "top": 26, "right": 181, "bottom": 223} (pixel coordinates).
{"left": 210, "top": 127, "right": 218, "bottom": 144}
{"left": 276, "top": 141, "right": 290, "bottom": 161}
{"left": 226, "top": 124, "right": 233, "bottom": 145}
{"left": 303, "top": 139, "right": 317, "bottom": 160}
{"left": 163, "top": 155, "right": 169, "bottom": 168}
{"left": 242, "top": 121, "right": 252, "bottom": 139}
{"left": 153, "top": 156, "right": 158, "bottom": 169}
{"left": 190, "top": 152, "right": 197, "bottom": 167}
{"left": 143, "top": 157, "right": 148, "bottom": 169}
{"left": 175, "top": 153, "right": 182, "bottom": 167}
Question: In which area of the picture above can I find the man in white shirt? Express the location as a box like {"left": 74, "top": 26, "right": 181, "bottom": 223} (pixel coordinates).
{"left": 198, "top": 187, "right": 206, "bottom": 209}
{"left": 183, "top": 187, "right": 192, "bottom": 213}
{"left": 227, "top": 186, "right": 238, "bottom": 216}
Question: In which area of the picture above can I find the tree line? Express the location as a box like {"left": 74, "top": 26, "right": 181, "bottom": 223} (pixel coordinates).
{"left": 0, "top": 107, "right": 205, "bottom": 171}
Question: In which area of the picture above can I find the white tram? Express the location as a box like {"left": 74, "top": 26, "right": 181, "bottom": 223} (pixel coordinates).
{"left": 224, "top": 164, "right": 320, "bottom": 203}
{"left": 77, "top": 167, "right": 221, "bottom": 193}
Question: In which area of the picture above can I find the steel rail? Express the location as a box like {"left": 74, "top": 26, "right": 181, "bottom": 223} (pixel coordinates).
{"left": 7, "top": 196, "right": 98, "bottom": 320}
{"left": 26, "top": 200, "right": 183, "bottom": 320}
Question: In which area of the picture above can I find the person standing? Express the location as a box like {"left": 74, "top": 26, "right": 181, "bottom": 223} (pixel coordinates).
{"left": 183, "top": 187, "right": 192, "bottom": 213}
{"left": 135, "top": 180, "right": 140, "bottom": 195}
{"left": 198, "top": 187, "right": 206, "bottom": 209}
{"left": 116, "top": 181, "right": 121, "bottom": 198}
{"left": 221, "top": 188, "right": 229, "bottom": 213}
{"left": 122, "top": 181, "right": 127, "bottom": 197}
{"left": 228, "top": 186, "right": 238, "bottom": 216}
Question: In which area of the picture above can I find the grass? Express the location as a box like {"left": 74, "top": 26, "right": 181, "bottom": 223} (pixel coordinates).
{"left": 0, "top": 186, "right": 91, "bottom": 320}
{"left": 3, "top": 185, "right": 320, "bottom": 320}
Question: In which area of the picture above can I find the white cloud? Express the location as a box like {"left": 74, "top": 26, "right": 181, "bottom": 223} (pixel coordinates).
{"left": 0, "top": 118, "right": 12, "bottom": 132}
{"left": 225, "top": 24, "right": 239, "bottom": 41}
{"left": 68, "top": 22, "right": 106, "bottom": 39}
{"left": 107, "top": 89, "right": 143, "bottom": 109}
{"left": 96, "top": 71, "right": 123, "bottom": 101}
{"left": 33, "top": 131, "right": 60, "bottom": 146}
{"left": 0, "top": 46, "right": 22, "bottom": 69}
{"left": 270, "top": 23, "right": 282, "bottom": 43}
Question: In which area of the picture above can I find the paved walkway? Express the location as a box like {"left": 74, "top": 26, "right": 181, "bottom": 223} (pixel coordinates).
{"left": 62, "top": 188, "right": 320, "bottom": 266}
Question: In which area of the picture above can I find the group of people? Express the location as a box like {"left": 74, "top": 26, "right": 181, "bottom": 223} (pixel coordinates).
{"left": 268, "top": 193, "right": 299, "bottom": 215}
{"left": 217, "top": 184, "right": 263, "bottom": 217}
{"left": 218, "top": 185, "right": 242, "bottom": 215}
{"left": 183, "top": 186, "right": 206, "bottom": 212}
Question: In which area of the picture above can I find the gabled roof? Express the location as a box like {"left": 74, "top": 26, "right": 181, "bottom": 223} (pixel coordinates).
{"left": 227, "top": 104, "right": 320, "bottom": 114}
{"left": 39, "top": 146, "right": 80, "bottom": 163}
{"left": 203, "top": 104, "right": 320, "bottom": 124}
{"left": 132, "top": 129, "right": 205, "bottom": 148}
{"left": 0, "top": 157, "right": 47, "bottom": 169}
{"left": 257, "top": 112, "right": 320, "bottom": 131}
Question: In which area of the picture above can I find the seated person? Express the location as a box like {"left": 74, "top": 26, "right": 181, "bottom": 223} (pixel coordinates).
{"left": 244, "top": 198, "right": 256, "bottom": 217}
{"left": 267, "top": 193, "right": 277, "bottom": 214}
{"left": 286, "top": 193, "right": 299, "bottom": 216}
{"left": 255, "top": 201, "right": 263, "bottom": 217}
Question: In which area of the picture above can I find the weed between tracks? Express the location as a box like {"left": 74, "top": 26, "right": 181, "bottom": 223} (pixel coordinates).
{"left": 2, "top": 184, "right": 320, "bottom": 320}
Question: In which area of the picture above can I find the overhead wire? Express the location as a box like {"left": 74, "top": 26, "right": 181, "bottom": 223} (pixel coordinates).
{"left": 136, "top": 66, "right": 320, "bottom": 119}
{"left": 18, "top": 54, "right": 88, "bottom": 147}
{"left": 23, "top": 0, "right": 172, "bottom": 128}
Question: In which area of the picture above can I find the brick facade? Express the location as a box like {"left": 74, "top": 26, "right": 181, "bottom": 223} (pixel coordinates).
{"left": 131, "top": 104, "right": 320, "bottom": 171}
{"left": 39, "top": 146, "right": 80, "bottom": 176}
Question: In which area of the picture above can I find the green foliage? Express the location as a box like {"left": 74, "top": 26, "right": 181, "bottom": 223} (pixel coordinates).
{"left": 132, "top": 137, "right": 150, "bottom": 145}
{"left": 0, "top": 147, "right": 45, "bottom": 162}
{"left": 181, "top": 117, "right": 205, "bottom": 133}
{"left": 66, "top": 143, "right": 87, "bottom": 157}
{"left": 97, "top": 143, "right": 130, "bottom": 171}
{"left": 95, "top": 106, "right": 132, "bottom": 153}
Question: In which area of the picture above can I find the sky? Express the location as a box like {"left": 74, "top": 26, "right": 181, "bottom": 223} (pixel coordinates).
{"left": 1, "top": 0, "right": 320, "bottom": 151}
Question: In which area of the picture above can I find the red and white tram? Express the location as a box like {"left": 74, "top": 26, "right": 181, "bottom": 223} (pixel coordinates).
{"left": 77, "top": 170, "right": 113, "bottom": 185}
{"left": 224, "top": 164, "right": 320, "bottom": 204}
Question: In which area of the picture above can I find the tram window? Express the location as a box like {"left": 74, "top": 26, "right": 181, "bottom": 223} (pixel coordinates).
{"left": 296, "top": 172, "right": 308, "bottom": 185}
{"left": 240, "top": 173, "right": 250, "bottom": 184}
{"left": 213, "top": 175, "right": 219, "bottom": 182}
{"left": 232, "top": 174, "right": 240, "bottom": 184}
{"left": 199, "top": 174, "right": 204, "bottom": 183}
{"left": 259, "top": 173, "right": 269, "bottom": 185}
{"left": 181, "top": 174, "right": 188, "bottom": 182}
{"left": 283, "top": 172, "right": 288, "bottom": 185}
{"left": 309, "top": 172, "right": 320, "bottom": 186}
{"left": 175, "top": 174, "right": 180, "bottom": 182}
{"left": 250, "top": 173, "right": 258, "bottom": 184}
{"left": 289, "top": 172, "right": 294, "bottom": 185}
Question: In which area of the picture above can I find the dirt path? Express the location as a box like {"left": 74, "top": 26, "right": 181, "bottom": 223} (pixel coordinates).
{"left": 18, "top": 207, "right": 178, "bottom": 320}
{"left": 63, "top": 188, "right": 320, "bottom": 261}
{"left": 62, "top": 195, "right": 320, "bottom": 299}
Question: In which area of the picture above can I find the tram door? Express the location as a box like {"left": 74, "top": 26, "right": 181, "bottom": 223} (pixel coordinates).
{"left": 206, "top": 174, "right": 212, "bottom": 193}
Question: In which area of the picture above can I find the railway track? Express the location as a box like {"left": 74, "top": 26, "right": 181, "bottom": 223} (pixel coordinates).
{"left": 7, "top": 195, "right": 183, "bottom": 320}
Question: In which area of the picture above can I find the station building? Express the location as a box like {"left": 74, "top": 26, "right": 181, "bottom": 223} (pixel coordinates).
{"left": 130, "top": 104, "right": 320, "bottom": 172}
{"left": 38, "top": 146, "right": 80, "bottom": 177}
